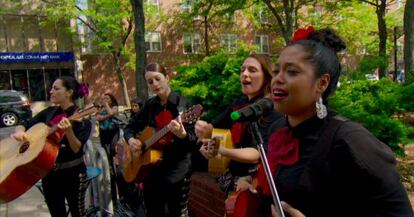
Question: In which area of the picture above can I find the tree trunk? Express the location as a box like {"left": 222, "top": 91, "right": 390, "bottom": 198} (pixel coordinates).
{"left": 404, "top": 0, "right": 414, "bottom": 82}
{"left": 283, "top": 0, "right": 294, "bottom": 44}
{"left": 130, "top": 0, "right": 148, "bottom": 101}
{"left": 113, "top": 52, "right": 131, "bottom": 107}
{"left": 376, "top": 0, "right": 387, "bottom": 78}
{"left": 204, "top": 15, "right": 210, "bottom": 56}
{"left": 262, "top": 0, "right": 296, "bottom": 45}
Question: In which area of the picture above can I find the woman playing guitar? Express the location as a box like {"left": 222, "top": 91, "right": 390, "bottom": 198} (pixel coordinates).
{"left": 10, "top": 76, "right": 92, "bottom": 217}
{"left": 195, "top": 54, "right": 283, "bottom": 215}
{"left": 123, "top": 63, "right": 197, "bottom": 217}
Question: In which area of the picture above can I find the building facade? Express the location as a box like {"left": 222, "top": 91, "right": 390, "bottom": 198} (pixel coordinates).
{"left": 1, "top": 0, "right": 282, "bottom": 105}
{"left": 0, "top": 13, "right": 75, "bottom": 102}
{"left": 81, "top": 0, "right": 282, "bottom": 104}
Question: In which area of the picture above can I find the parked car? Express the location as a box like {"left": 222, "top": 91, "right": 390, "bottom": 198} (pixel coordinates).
{"left": 365, "top": 74, "right": 379, "bottom": 81}
{"left": 0, "top": 90, "right": 32, "bottom": 127}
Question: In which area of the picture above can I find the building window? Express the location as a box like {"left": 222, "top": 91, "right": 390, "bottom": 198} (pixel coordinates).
{"left": 183, "top": 33, "right": 201, "bottom": 54}
{"left": 146, "top": 0, "right": 159, "bottom": 7}
{"left": 145, "top": 32, "right": 162, "bottom": 52}
{"left": 181, "top": 0, "right": 192, "bottom": 12}
{"left": 397, "top": 0, "right": 402, "bottom": 7}
{"left": 145, "top": 0, "right": 159, "bottom": 12}
{"left": 258, "top": 9, "right": 269, "bottom": 24}
{"left": 255, "top": 35, "right": 269, "bottom": 53}
{"left": 0, "top": 70, "right": 11, "bottom": 90}
{"left": 223, "top": 12, "right": 236, "bottom": 23}
{"left": 221, "top": 34, "right": 238, "bottom": 53}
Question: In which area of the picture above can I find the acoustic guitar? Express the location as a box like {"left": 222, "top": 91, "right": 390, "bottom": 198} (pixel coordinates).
{"left": 207, "top": 128, "right": 234, "bottom": 175}
{"left": 121, "top": 104, "right": 203, "bottom": 183}
{"left": 0, "top": 104, "right": 98, "bottom": 203}
{"left": 205, "top": 130, "right": 265, "bottom": 217}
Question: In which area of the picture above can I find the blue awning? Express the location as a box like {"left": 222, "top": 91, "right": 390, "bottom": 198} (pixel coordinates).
{"left": 0, "top": 52, "right": 74, "bottom": 63}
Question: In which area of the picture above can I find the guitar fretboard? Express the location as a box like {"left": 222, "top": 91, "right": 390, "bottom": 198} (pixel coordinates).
{"left": 143, "top": 126, "right": 170, "bottom": 150}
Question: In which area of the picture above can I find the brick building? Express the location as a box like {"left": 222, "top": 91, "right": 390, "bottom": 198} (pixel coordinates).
{"left": 1, "top": 0, "right": 406, "bottom": 105}
{"left": 81, "top": 0, "right": 282, "bottom": 104}
{"left": 0, "top": 13, "right": 75, "bottom": 102}
{"left": 0, "top": 0, "right": 281, "bottom": 105}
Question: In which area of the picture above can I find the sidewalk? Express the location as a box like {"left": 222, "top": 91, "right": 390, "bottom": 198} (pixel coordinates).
{"left": 0, "top": 187, "right": 50, "bottom": 217}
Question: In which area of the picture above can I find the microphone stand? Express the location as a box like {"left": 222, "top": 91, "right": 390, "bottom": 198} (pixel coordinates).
{"left": 250, "top": 121, "right": 285, "bottom": 217}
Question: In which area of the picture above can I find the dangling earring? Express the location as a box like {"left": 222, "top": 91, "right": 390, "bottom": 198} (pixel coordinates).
{"left": 316, "top": 97, "right": 327, "bottom": 119}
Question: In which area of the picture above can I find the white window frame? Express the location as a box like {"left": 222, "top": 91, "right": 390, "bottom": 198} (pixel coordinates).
{"left": 221, "top": 34, "right": 238, "bottom": 53}
{"left": 397, "top": 0, "right": 402, "bottom": 8}
{"left": 146, "top": 0, "right": 159, "bottom": 7}
{"left": 145, "top": 32, "right": 162, "bottom": 52}
{"left": 145, "top": 0, "right": 159, "bottom": 11}
{"left": 258, "top": 8, "right": 269, "bottom": 24}
{"left": 223, "top": 12, "right": 236, "bottom": 23}
{"left": 255, "top": 35, "right": 269, "bottom": 54}
{"left": 181, "top": 0, "right": 192, "bottom": 12}
{"left": 183, "top": 32, "right": 201, "bottom": 54}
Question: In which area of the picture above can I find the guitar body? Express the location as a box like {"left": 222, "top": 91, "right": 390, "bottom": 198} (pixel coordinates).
{"left": 122, "top": 127, "right": 163, "bottom": 183}
{"left": 0, "top": 123, "right": 59, "bottom": 203}
{"left": 225, "top": 190, "right": 262, "bottom": 217}
{"left": 121, "top": 104, "right": 204, "bottom": 183}
{"left": 208, "top": 128, "right": 234, "bottom": 175}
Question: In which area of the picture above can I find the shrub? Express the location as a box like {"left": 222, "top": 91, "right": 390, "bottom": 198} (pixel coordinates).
{"left": 348, "top": 55, "right": 388, "bottom": 80}
{"left": 171, "top": 50, "right": 249, "bottom": 121}
{"left": 330, "top": 78, "right": 413, "bottom": 154}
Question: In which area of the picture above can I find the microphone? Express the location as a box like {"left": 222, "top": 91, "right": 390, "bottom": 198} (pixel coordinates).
{"left": 230, "top": 98, "right": 274, "bottom": 122}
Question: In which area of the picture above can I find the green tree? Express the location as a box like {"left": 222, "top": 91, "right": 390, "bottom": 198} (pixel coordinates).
{"left": 171, "top": 50, "right": 248, "bottom": 120}
{"left": 404, "top": 0, "right": 414, "bottom": 82}
{"left": 40, "top": 0, "right": 134, "bottom": 106}
{"left": 307, "top": 1, "right": 377, "bottom": 55}
{"left": 357, "top": 0, "right": 392, "bottom": 78}
{"left": 304, "top": 1, "right": 402, "bottom": 77}
{"left": 261, "top": 0, "right": 314, "bottom": 45}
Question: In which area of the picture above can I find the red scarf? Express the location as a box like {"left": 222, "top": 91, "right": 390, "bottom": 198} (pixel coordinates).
{"left": 231, "top": 122, "right": 246, "bottom": 145}
{"left": 48, "top": 113, "right": 67, "bottom": 142}
{"left": 257, "top": 127, "right": 299, "bottom": 195}
{"left": 154, "top": 110, "right": 174, "bottom": 147}
{"left": 230, "top": 104, "right": 248, "bottom": 145}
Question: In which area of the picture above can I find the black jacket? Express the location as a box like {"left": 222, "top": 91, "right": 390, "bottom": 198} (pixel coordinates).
{"left": 268, "top": 113, "right": 413, "bottom": 217}
{"left": 123, "top": 91, "right": 197, "bottom": 184}
{"left": 24, "top": 105, "right": 91, "bottom": 164}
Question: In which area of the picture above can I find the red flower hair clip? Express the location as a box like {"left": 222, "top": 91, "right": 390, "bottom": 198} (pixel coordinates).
{"left": 291, "top": 26, "right": 315, "bottom": 43}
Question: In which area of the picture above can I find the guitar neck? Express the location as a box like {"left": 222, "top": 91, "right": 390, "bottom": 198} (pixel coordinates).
{"left": 143, "top": 126, "right": 170, "bottom": 150}
{"left": 48, "top": 125, "right": 59, "bottom": 136}
{"left": 46, "top": 115, "right": 85, "bottom": 137}
{"left": 140, "top": 104, "right": 203, "bottom": 150}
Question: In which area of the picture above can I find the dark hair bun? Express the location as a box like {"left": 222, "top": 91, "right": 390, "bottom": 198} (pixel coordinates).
{"left": 308, "top": 28, "right": 346, "bottom": 53}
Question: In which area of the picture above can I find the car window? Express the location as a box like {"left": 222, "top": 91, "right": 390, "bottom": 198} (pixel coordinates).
{"left": 0, "top": 95, "right": 21, "bottom": 102}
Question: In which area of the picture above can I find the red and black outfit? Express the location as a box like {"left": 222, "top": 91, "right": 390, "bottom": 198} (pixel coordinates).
{"left": 23, "top": 106, "right": 92, "bottom": 217}
{"left": 258, "top": 112, "right": 414, "bottom": 217}
{"left": 123, "top": 91, "right": 197, "bottom": 217}
{"left": 210, "top": 95, "right": 283, "bottom": 194}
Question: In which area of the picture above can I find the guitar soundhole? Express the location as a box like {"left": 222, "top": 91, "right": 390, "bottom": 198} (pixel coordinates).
{"left": 19, "top": 142, "right": 30, "bottom": 154}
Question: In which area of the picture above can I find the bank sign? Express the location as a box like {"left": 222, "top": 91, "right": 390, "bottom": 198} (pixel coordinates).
{"left": 0, "top": 52, "right": 74, "bottom": 63}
